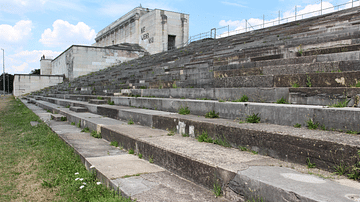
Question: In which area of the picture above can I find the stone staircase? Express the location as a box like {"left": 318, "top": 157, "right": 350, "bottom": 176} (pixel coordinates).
{"left": 27, "top": 6, "right": 360, "bottom": 202}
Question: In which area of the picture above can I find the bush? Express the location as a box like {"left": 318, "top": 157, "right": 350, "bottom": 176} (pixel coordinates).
{"left": 306, "top": 119, "right": 319, "bottom": 130}
{"left": 197, "top": 131, "right": 213, "bottom": 143}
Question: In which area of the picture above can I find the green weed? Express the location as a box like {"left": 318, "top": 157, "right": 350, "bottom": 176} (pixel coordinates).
{"left": 138, "top": 153, "right": 143, "bottom": 159}
{"left": 60, "top": 117, "right": 67, "bottom": 121}
{"left": 178, "top": 106, "right": 190, "bottom": 115}
{"left": 128, "top": 149, "right": 134, "bottom": 154}
{"left": 294, "top": 123, "right": 301, "bottom": 128}
{"left": 110, "top": 141, "right": 118, "bottom": 147}
{"left": 107, "top": 100, "right": 115, "bottom": 105}
{"left": 306, "top": 75, "right": 312, "bottom": 87}
{"left": 292, "top": 83, "right": 300, "bottom": 88}
{"left": 306, "top": 119, "right": 319, "bottom": 130}
{"left": 149, "top": 155, "right": 154, "bottom": 163}
{"left": 306, "top": 158, "right": 316, "bottom": 168}
{"left": 205, "top": 110, "right": 219, "bottom": 118}
{"left": 197, "top": 131, "right": 213, "bottom": 143}
{"left": 213, "top": 180, "right": 222, "bottom": 197}
{"left": 91, "top": 130, "right": 102, "bottom": 138}
{"left": 246, "top": 113, "right": 261, "bottom": 123}
{"left": 275, "top": 97, "right": 289, "bottom": 104}
{"left": 127, "top": 119, "right": 134, "bottom": 125}
{"left": 71, "top": 122, "right": 75, "bottom": 125}
{"left": 328, "top": 99, "right": 350, "bottom": 108}
{"left": 239, "top": 146, "right": 248, "bottom": 151}
{"left": 81, "top": 127, "right": 90, "bottom": 133}
{"left": 232, "top": 95, "right": 249, "bottom": 102}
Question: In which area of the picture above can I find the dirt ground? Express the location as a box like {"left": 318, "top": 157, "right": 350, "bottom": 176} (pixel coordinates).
{"left": 0, "top": 95, "right": 58, "bottom": 201}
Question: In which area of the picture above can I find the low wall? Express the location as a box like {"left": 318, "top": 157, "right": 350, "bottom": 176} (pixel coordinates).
{"left": 13, "top": 74, "right": 64, "bottom": 97}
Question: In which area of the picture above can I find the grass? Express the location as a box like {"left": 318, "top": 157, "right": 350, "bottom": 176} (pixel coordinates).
{"left": 205, "top": 110, "right": 219, "bottom": 118}
{"left": 218, "top": 99, "right": 225, "bottom": 102}
{"left": 328, "top": 99, "right": 350, "bottom": 108}
{"left": 182, "top": 133, "right": 189, "bottom": 137}
{"left": 71, "top": 122, "right": 75, "bottom": 125}
{"left": 107, "top": 100, "right": 115, "bottom": 105}
{"left": 306, "top": 75, "right": 312, "bottom": 87}
{"left": 294, "top": 123, "right": 301, "bottom": 128}
{"left": 213, "top": 135, "right": 231, "bottom": 148}
{"left": 127, "top": 119, "right": 134, "bottom": 125}
{"left": 81, "top": 127, "right": 90, "bottom": 133}
{"left": 77, "top": 121, "right": 81, "bottom": 128}
{"left": 91, "top": 130, "right": 102, "bottom": 138}
{"left": 97, "top": 97, "right": 104, "bottom": 100}
{"left": 178, "top": 106, "right": 190, "bottom": 115}
{"left": 60, "top": 116, "right": 67, "bottom": 121}
{"left": 275, "top": 97, "right": 289, "bottom": 104}
{"left": 0, "top": 96, "right": 132, "bottom": 201}
{"left": 232, "top": 95, "right": 249, "bottom": 102}
{"left": 149, "top": 156, "right": 154, "bottom": 163}
{"left": 238, "top": 146, "right": 248, "bottom": 151}
{"left": 246, "top": 113, "right": 261, "bottom": 123}
{"left": 110, "top": 141, "right": 118, "bottom": 147}
{"left": 306, "top": 119, "right": 319, "bottom": 130}
{"left": 138, "top": 153, "right": 143, "bottom": 159}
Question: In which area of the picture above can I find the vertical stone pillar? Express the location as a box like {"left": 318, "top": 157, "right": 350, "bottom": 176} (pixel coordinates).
{"left": 161, "top": 10, "right": 168, "bottom": 52}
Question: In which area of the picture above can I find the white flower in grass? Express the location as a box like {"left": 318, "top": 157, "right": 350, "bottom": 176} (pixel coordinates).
{"left": 83, "top": 182, "right": 86, "bottom": 185}
{"left": 79, "top": 185, "right": 85, "bottom": 189}
{"left": 75, "top": 172, "right": 79, "bottom": 175}
{"left": 75, "top": 178, "right": 79, "bottom": 181}
{"left": 79, "top": 178, "right": 84, "bottom": 181}
{"left": 96, "top": 182, "right": 102, "bottom": 185}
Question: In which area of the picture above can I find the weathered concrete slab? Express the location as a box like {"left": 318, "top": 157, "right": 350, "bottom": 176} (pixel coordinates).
{"left": 88, "top": 99, "right": 107, "bottom": 104}
{"left": 50, "top": 114, "right": 66, "bottom": 121}
{"left": 70, "top": 106, "right": 88, "bottom": 112}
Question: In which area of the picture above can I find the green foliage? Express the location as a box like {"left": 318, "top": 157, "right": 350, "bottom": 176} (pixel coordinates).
{"left": 167, "top": 128, "right": 175, "bottom": 136}
{"left": 197, "top": 131, "right": 213, "bottom": 143}
{"left": 107, "top": 100, "right": 115, "bottom": 105}
{"left": 275, "top": 97, "right": 289, "bottom": 104}
{"left": 172, "top": 83, "right": 177, "bottom": 88}
{"left": 71, "top": 122, "right": 75, "bottom": 125}
{"left": 294, "top": 123, "right": 301, "bottom": 128}
{"left": 306, "top": 158, "right": 316, "bottom": 168}
{"left": 214, "top": 135, "right": 231, "bottom": 147}
{"left": 127, "top": 119, "right": 134, "bottom": 125}
{"left": 66, "top": 105, "right": 70, "bottom": 108}
{"left": 182, "top": 133, "right": 189, "bottom": 137}
{"left": 213, "top": 180, "right": 222, "bottom": 197}
{"left": 328, "top": 99, "right": 350, "bottom": 108}
{"left": 352, "top": 81, "right": 360, "bottom": 87}
{"left": 346, "top": 130, "right": 359, "bottom": 134}
{"left": 246, "top": 113, "right": 261, "bottom": 123}
{"left": 81, "top": 127, "right": 90, "bottom": 133}
{"left": 149, "top": 155, "right": 154, "bottom": 163}
{"left": 0, "top": 98, "right": 132, "bottom": 201}
{"left": 306, "top": 119, "right": 319, "bottom": 130}
{"left": 46, "top": 109, "right": 52, "bottom": 113}
{"left": 251, "top": 150, "right": 258, "bottom": 155}
{"left": 178, "top": 106, "right": 190, "bottom": 115}
{"left": 205, "top": 110, "right": 219, "bottom": 118}
{"left": 334, "top": 162, "right": 348, "bottom": 176}
{"left": 232, "top": 95, "right": 249, "bottom": 102}
{"left": 91, "top": 130, "right": 102, "bottom": 138}
{"left": 60, "top": 116, "right": 67, "bottom": 121}
{"left": 239, "top": 146, "right": 248, "bottom": 151}
{"left": 138, "top": 153, "right": 143, "bottom": 159}
{"left": 128, "top": 149, "right": 134, "bottom": 154}
{"left": 306, "top": 75, "right": 312, "bottom": 87}
{"left": 218, "top": 99, "right": 225, "bottom": 102}
{"left": 97, "top": 97, "right": 104, "bottom": 100}
{"left": 77, "top": 121, "right": 81, "bottom": 128}
{"left": 110, "top": 141, "right": 118, "bottom": 147}
{"left": 139, "top": 86, "right": 147, "bottom": 89}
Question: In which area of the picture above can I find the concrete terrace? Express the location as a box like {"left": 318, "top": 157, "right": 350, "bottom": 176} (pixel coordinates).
{"left": 25, "top": 6, "right": 360, "bottom": 202}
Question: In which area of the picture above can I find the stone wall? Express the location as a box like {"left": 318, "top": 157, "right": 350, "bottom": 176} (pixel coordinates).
{"left": 51, "top": 45, "right": 146, "bottom": 80}
{"left": 13, "top": 75, "right": 64, "bottom": 97}
{"left": 94, "top": 7, "right": 189, "bottom": 54}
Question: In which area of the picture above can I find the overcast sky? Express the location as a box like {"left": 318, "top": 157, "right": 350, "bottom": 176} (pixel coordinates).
{"left": 0, "top": 0, "right": 358, "bottom": 74}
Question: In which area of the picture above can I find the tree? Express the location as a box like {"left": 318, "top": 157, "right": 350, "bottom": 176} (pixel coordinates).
{"left": 30, "top": 69, "right": 40, "bottom": 75}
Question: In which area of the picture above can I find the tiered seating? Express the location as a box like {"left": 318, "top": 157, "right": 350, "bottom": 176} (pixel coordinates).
{"left": 29, "top": 6, "right": 360, "bottom": 201}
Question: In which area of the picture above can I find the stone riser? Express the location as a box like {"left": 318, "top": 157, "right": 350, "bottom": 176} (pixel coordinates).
{"left": 28, "top": 97, "right": 360, "bottom": 178}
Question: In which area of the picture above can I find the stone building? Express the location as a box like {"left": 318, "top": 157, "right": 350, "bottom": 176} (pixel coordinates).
{"left": 94, "top": 6, "right": 189, "bottom": 54}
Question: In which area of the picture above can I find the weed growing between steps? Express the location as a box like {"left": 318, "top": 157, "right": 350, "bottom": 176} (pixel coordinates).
{"left": 110, "top": 141, "right": 118, "bottom": 147}
{"left": 0, "top": 97, "right": 132, "bottom": 201}
{"left": 178, "top": 106, "right": 190, "bottom": 115}
{"left": 197, "top": 131, "right": 231, "bottom": 147}
{"left": 107, "top": 100, "right": 115, "bottom": 105}
{"left": 275, "top": 97, "right": 289, "bottom": 104}
{"left": 306, "top": 119, "right": 319, "bottom": 130}
{"left": 205, "top": 110, "right": 219, "bottom": 118}
{"left": 306, "top": 158, "right": 316, "bottom": 168}
{"left": 127, "top": 119, "right": 134, "bottom": 125}
{"left": 232, "top": 95, "right": 249, "bottom": 102}
{"left": 328, "top": 99, "right": 350, "bottom": 108}
{"left": 91, "top": 130, "right": 102, "bottom": 138}
{"left": 294, "top": 123, "right": 302, "bottom": 128}
{"left": 81, "top": 127, "right": 90, "bottom": 133}
{"left": 245, "top": 113, "right": 261, "bottom": 123}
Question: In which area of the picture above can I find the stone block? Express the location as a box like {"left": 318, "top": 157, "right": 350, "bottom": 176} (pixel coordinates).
{"left": 51, "top": 114, "right": 67, "bottom": 121}
{"left": 89, "top": 99, "right": 108, "bottom": 104}
{"left": 69, "top": 106, "right": 88, "bottom": 113}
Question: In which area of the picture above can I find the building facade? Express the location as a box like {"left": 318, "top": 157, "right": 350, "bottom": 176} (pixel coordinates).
{"left": 94, "top": 7, "right": 189, "bottom": 54}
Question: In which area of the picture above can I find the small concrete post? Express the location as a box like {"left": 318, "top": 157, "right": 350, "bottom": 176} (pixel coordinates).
{"left": 295, "top": 6, "right": 297, "bottom": 21}
{"left": 279, "top": 11, "right": 280, "bottom": 25}
{"left": 352, "top": 0, "right": 353, "bottom": 7}
{"left": 245, "top": 19, "right": 247, "bottom": 32}
{"left": 321, "top": 0, "right": 322, "bottom": 15}
{"left": 228, "top": 25, "right": 229, "bottom": 36}
{"left": 263, "top": 15, "right": 265, "bottom": 28}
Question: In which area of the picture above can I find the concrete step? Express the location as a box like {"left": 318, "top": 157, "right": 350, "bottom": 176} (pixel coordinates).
{"left": 50, "top": 113, "right": 67, "bottom": 121}
{"left": 70, "top": 106, "right": 88, "bottom": 113}
{"left": 88, "top": 99, "right": 108, "bottom": 104}
{"left": 22, "top": 100, "right": 230, "bottom": 202}
{"left": 24, "top": 97, "right": 360, "bottom": 202}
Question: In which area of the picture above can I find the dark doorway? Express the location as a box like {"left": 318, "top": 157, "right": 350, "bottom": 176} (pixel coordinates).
{"left": 168, "top": 35, "right": 176, "bottom": 50}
